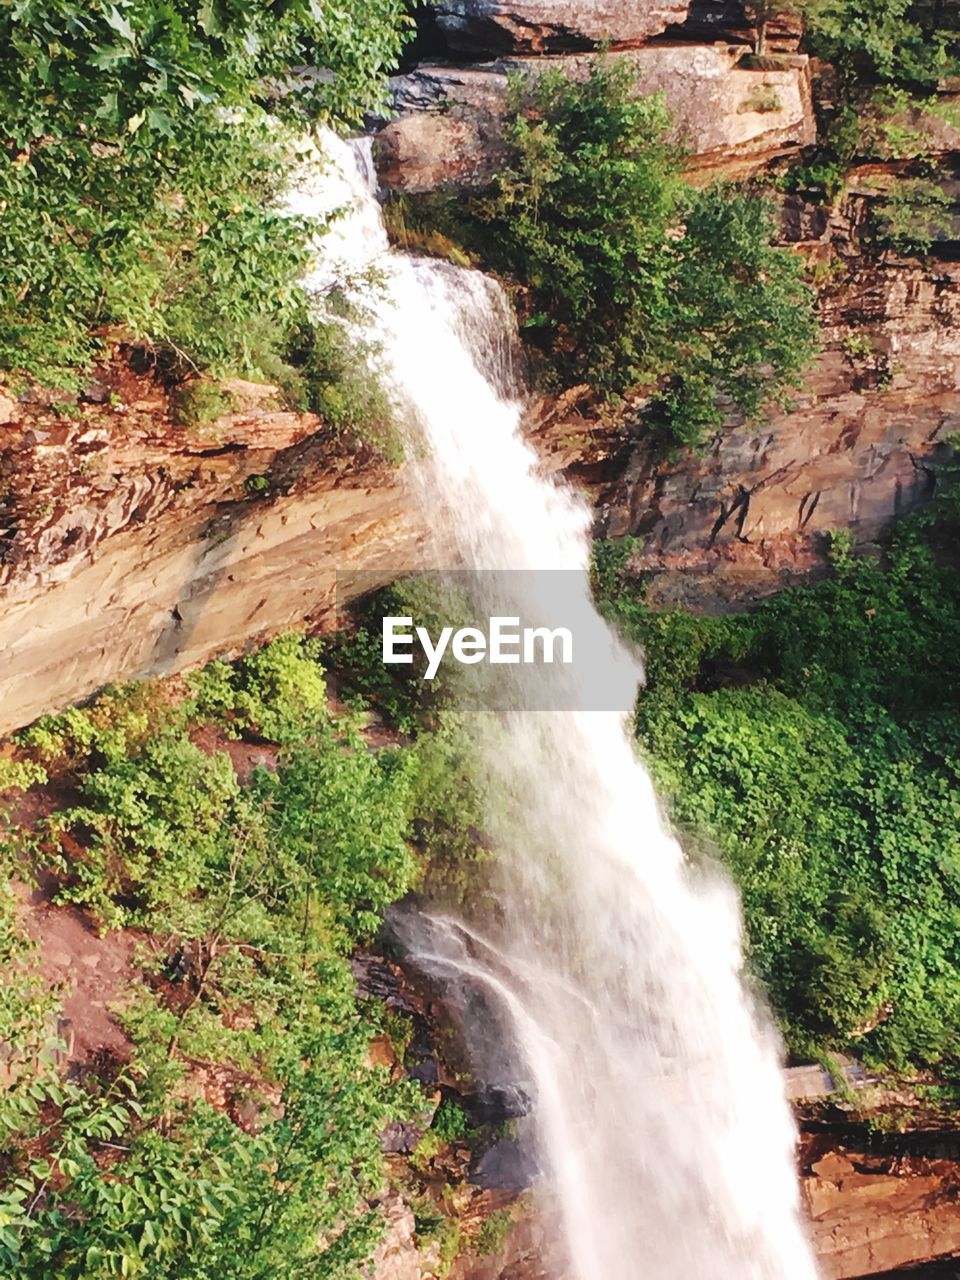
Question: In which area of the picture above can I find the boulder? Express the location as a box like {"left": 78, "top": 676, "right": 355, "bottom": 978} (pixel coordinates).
{"left": 375, "top": 46, "right": 815, "bottom": 192}
{"left": 431, "top": 0, "right": 691, "bottom": 55}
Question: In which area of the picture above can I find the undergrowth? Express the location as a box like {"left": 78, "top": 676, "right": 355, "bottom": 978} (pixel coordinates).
{"left": 594, "top": 468, "right": 960, "bottom": 1071}
{"left": 0, "top": 629, "right": 491, "bottom": 1278}
{"left": 0, "top": 0, "right": 410, "bottom": 462}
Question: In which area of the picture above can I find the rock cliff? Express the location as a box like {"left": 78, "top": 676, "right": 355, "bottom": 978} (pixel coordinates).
{"left": 430, "top": 0, "right": 693, "bottom": 54}
{"left": 537, "top": 242, "right": 960, "bottom": 607}
{"left": 0, "top": 367, "right": 427, "bottom": 736}
{"left": 375, "top": 45, "right": 815, "bottom": 190}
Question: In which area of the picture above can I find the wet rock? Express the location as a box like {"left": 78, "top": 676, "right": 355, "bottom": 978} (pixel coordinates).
{"left": 470, "top": 1138, "right": 541, "bottom": 1190}
{"left": 469, "top": 1082, "right": 534, "bottom": 1123}
{"left": 431, "top": 0, "right": 691, "bottom": 55}
{"left": 351, "top": 953, "right": 428, "bottom": 1015}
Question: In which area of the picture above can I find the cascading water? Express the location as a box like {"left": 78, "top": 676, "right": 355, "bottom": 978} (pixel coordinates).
{"left": 300, "top": 133, "right": 820, "bottom": 1280}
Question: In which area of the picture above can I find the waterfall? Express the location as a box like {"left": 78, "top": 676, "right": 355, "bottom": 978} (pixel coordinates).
{"left": 300, "top": 133, "right": 820, "bottom": 1280}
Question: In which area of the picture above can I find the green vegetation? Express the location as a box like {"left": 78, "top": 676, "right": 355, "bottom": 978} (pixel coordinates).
{"left": 873, "top": 174, "right": 956, "bottom": 254}
{"left": 803, "top": 0, "right": 959, "bottom": 88}
{"left": 0, "top": 0, "right": 409, "bottom": 395}
{"left": 788, "top": 1, "right": 959, "bottom": 222}
{"left": 0, "top": 635, "right": 478, "bottom": 1278}
{"left": 595, "top": 473, "right": 960, "bottom": 1070}
{"left": 389, "top": 59, "right": 818, "bottom": 448}
{"left": 474, "top": 1209, "right": 514, "bottom": 1258}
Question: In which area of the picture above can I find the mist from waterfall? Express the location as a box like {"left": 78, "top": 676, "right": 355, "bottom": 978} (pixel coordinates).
{"left": 299, "top": 132, "right": 820, "bottom": 1280}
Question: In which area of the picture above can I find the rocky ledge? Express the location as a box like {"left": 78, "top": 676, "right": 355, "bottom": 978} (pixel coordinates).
{"left": 0, "top": 368, "right": 427, "bottom": 736}
{"left": 428, "top": 0, "right": 693, "bottom": 54}
{"left": 530, "top": 202, "right": 960, "bottom": 609}
{"left": 375, "top": 45, "right": 815, "bottom": 191}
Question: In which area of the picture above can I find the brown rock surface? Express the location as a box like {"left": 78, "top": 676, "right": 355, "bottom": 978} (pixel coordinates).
{"left": 431, "top": 0, "right": 691, "bottom": 54}
{"left": 12, "top": 878, "right": 138, "bottom": 1065}
{"left": 371, "top": 1195, "right": 422, "bottom": 1280}
{"left": 528, "top": 252, "right": 960, "bottom": 604}
{"left": 803, "top": 1143, "right": 960, "bottom": 1279}
{"left": 375, "top": 46, "right": 815, "bottom": 192}
{"left": 0, "top": 369, "right": 427, "bottom": 737}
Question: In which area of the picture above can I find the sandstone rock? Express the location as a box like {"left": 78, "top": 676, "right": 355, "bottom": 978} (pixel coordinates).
{"left": 371, "top": 1194, "right": 421, "bottom": 1280}
{"left": 681, "top": 0, "right": 805, "bottom": 52}
{"left": 376, "top": 46, "right": 815, "bottom": 192}
{"left": 803, "top": 1141, "right": 960, "bottom": 1278}
{"left": 528, "top": 255, "right": 960, "bottom": 601}
{"left": 0, "top": 391, "right": 18, "bottom": 425}
{"left": 431, "top": 0, "right": 691, "bottom": 55}
{"left": 0, "top": 382, "right": 429, "bottom": 736}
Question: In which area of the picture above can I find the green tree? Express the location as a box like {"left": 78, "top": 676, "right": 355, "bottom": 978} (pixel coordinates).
{"left": 0, "top": 1, "right": 411, "bottom": 385}
{"left": 439, "top": 59, "right": 818, "bottom": 447}
{"left": 802, "top": 0, "right": 957, "bottom": 86}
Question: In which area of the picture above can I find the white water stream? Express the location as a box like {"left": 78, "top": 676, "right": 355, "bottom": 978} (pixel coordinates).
{"left": 297, "top": 133, "right": 820, "bottom": 1280}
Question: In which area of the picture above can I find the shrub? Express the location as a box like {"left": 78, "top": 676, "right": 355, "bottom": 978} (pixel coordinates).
{"left": 801, "top": 0, "right": 957, "bottom": 88}
{"left": 0, "top": 1, "right": 410, "bottom": 387}
{"left": 594, "top": 477, "right": 960, "bottom": 1069}
{"left": 399, "top": 59, "right": 818, "bottom": 448}
{"left": 873, "top": 175, "right": 955, "bottom": 254}
{"left": 190, "top": 633, "right": 328, "bottom": 745}
{"left": 1, "top": 638, "right": 428, "bottom": 1278}
{"left": 475, "top": 1209, "right": 514, "bottom": 1258}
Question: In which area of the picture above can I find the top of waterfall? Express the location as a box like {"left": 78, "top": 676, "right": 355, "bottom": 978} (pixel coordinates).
{"left": 287, "top": 129, "right": 389, "bottom": 295}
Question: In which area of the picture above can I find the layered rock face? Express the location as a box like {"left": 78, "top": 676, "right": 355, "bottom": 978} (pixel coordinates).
{"left": 579, "top": 249, "right": 960, "bottom": 605}
{"left": 804, "top": 1142, "right": 960, "bottom": 1279}
{"left": 376, "top": 46, "right": 815, "bottom": 191}
{"left": 431, "top": 0, "right": 692, "bottom": 54}
{"left": 379, "top": 0, "right": 958, "bottom": 610}
{"left": 0, "top": 373, "right": 427, "bottom": 736}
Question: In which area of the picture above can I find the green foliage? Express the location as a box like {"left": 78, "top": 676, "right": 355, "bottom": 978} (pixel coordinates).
{"left": 1, "top": 635, "right": 433, "bottom": 1278}
{"left": 802, "top": 0, "right": 958, "bottom": 88}
{"left": 0, "top": 0, "right": 410, "bottom": 387}
{"left": 326, "top": 578, "right": 465, "bottom": 734}
{"left": 281, "top": 317, "right": 404, "bottom": 461}
{"left": 50, "top": 731, "right": 243, "bottom": 929}
{"left": 412, "top": 1202, "right": 461, "bottom": 1277}
{"left": 173, "top": 379, "right": 237, "bottom": 428}
{"left": 431, "top": 1099, "right": 471, "bottom": 1143}
{"left": 407, "top": 715, "right": 493, "bottom": 899}
{"left": 873, "top": 176, "right": 955, "bottom": 254}
{"left": 399, "top": 59, "right": 818, "bottom": 447}
{"left": 649, "top": 186, "right": 818, "bottom": 446}
{"left": 0, "top": 757, "right": 48, "bottom": 794}
{"left": 189, "top": 632, "right": 328, "bottom": 745}
{"left": 253, "top": 730, "right": 418, "bottom": 941}
{"left": 474, "top": 1209, "right": 514, "bottom": 1258}
{"left": 16, "top": 683, "right": 183, "bottom": 767}
{"left": 595, "top": 479, "right": 960, "bottom": 1070}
